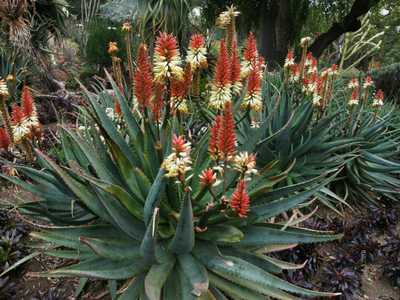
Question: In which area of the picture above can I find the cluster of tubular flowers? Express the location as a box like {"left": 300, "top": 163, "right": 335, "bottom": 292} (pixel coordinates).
{"left": 284, "top": 50, "right": 295, "bottom": 69}
{"left": 233, "top": 152, "right": 257, "bottom": 180}
{"left": 151, "top": 84, "right": 165, "bottom": 122}
{"left": 348, "top": 78, "right": 359, "bottom": 90}
{"left": 0, "top": 79, "right": 9, "bottom": 97}
{"left": 348, "top": 89, "right": 359, "bottom": 106}
{"left": 241, "top": 32, "right": 259, "bottom": 78}
{"left": 372, "top": 89, "right": 384, "bottom": 107}
{"left": 12, "top": 86, "right": 41, "bottom": 144}
{"left": 0, "top": 127, "right": 10, "bottom": 151}
{"left": 134, "top": 43, "right": 153, "bottom": 111}
{"left": 216, "top": 5, "right": 240, "bottom": 28}
{"left": 230, "top": 179, "right": 250, "bottom": 218}
{"left": 209, "top": 40, "right": 231, "bottom": 110}
{"left": 186, "top": 34, "right": 208, "bottom": 71}
{"left": 209, "top": 102, "right": 236, "bottom": 162}
{"left": 230, "top": 40, "right": 242, "bottom": 96}
{"left": 153, "top": 33, "right": 184, "bottom": 84}
{"left": 162, "top": 135, "right": 192, "bottom": 180}
{"left": 241, "top": 60, "right": 262, "bottom": 112}
{"left": 199, "top": 168, "right": 217, "bottom": 187}
{"left": 170, "top": 65, "right": 192, "bottom": 114}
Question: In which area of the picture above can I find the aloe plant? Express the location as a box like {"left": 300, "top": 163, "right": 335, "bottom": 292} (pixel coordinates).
{"left": 0, "top": 70, "right": 346, "bottom": 299}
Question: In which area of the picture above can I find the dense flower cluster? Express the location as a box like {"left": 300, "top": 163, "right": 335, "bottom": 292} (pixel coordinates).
{"left": 209, "top": 40, "right": 231, "bottom": 110}
{"left": 241, "top": 32, "right": 259, "bottom": 78}
{"left": 0, "top": 127, "right": 10, "bottom": 151}
{"left": 373, "top": 89, "right": 384, "bottom": 107}
{"left": 0, "top": 79, "right": 9, "bottom": 97}
{"left": 134, "top": 44, "right": 153, "bottom": 111}
{"left": 162, "top": 135, "right": 192, "bottom": 180}
{"left": 242, "top": 61, "right": 262, "bottom": 112}
{"left": 216, "top": 5, "right": 240, "bottom": 28}
{"left": 199, "top": 168, "right": 217, "bottom": 187}
{"left": 186, "top": 34, "right": 208, "bottom": 71}
{"left": 230, "top": 179, "right": 250, "bottom": 218}
{"left": 153, "top": 33, "right": 184, "bottom": 84}
{"left": 170, "top": 65, "right": 192, "bottom": 114}
{"left": 209, "top": 102, "right": 236, "bottom": 162}
{"left": 11, "top": 86, "right": 41, "bottom": 144}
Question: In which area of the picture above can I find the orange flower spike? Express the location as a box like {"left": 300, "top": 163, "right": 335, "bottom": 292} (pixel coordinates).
{"left": 12, "top": 105, "right": 25, "bottom": 125}
{"left": 230, "top": 39, "right": 242, "bottom": 95}
{"left": 187, "top": 34, "right": 208, "bottom": 70}
{"left": 219, "top": 101, "right": 237, "bottom": 161}
{"left": 231, "top": 179, "right": 250, "bottom": 218}
{"left": 153, "top": 32, "right": 184, "bottom": 83}
{"left": 134, "top": 43, "right": 153, "bottom": 111}
{"left": 214, "top": 40, "right": 231, "bottom": 88}
{"left": 172, "top": 134, "right": 188, "bottom": 154}
{"left": 21, "top": 85, "right": 36, "bottom": 117}
{"left": 209, "top": 40, "right": 232, "bottom": 109}
{"left": 243, "top": 32, "right": 257, "bottom": 63}
{"left": 199, "top": 168, "right": 217, "bottom": 187}
{"left": 114, "top": 100, "right": 122, "bottom": 116}
{"left": 0, "top": 127, "right": 10, "bottom": 150}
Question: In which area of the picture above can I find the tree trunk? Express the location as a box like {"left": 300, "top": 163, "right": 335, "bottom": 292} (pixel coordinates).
{"left": 259, "top": 1, "right": 278, "bottom": 64}
{"left": 309, "top": 0, "right": 380, "bottom": 58}
{"left": 275, "top": 0, "right": 292, "bottom": 66}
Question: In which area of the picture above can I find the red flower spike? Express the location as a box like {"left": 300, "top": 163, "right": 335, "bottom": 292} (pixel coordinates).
{"left": 230, "top": 40, "right": 241, "bottom": 84}
{"left": 231, "top": 179, "right": 250, "bottom": 218}
{"left": 247, "top": 64, "right": 261, "bottom": 95}
{"left": 189, "top": 34, "right": 205, "bottom": 49}
{"left": 214, "top": 40, "right": 231, "bottom": 88}
{"left": 243, "top": 32, "right": 258, "bottom": 62}
{"left": 114, "top": 100, "right": 122, "bottom": 115}
{"left": 134, "top": 43, "right": 153, "bottom": 111}
{"left": 351, "top": 89, "right": 359, "bottom": 101}
{"left": 155, "top": 33, "right": 180, "bottom": 60}
{"left": 172, "top": 135, "right": 187, "bottom": 154}
{"left": 21, "top": 85, "right": 35, "bottom": 117}
{"left": 183, "top": 64, "right": 193, "bottom": 95}
{"left": 376, "top": 89, "right": 384, "bottom": 100}
{"left": 208, "top": 102, "right": 237, "bottom": 161}
{"left": 12, "top": 105, "right": 25, "bottom": 125}
{"left": 152, "top": 84, "right": 164, "bottom": 121}
{"left": 0, "top": 127, "right": 10, "bottom": 150}
{"left": 199, "top": 168, "right": 217, "bottom": 186}
{"left": 218, "top": 101, "right": 236, "bottom": 160}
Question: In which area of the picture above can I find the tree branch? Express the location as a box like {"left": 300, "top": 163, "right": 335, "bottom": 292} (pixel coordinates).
{"left": 309, "top": 0, "right": 381, "bottom": 58}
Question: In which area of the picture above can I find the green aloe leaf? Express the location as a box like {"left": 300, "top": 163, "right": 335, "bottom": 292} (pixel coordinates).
{"left": 144, "top": 257, "right": 176, "bottom": 300}
{"left": 197, "top": 225, "right": 244, "bottom": 244}
{"left": 169, "top": 192, "right": 195, "bottom": 254}
{"left": 178, "top": 253, "right": 209, "bottom": 296}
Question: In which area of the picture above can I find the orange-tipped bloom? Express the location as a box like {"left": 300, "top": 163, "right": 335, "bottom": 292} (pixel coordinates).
{"left": 134, "top": 43, "right": 153, "bottom": 111}
{"left": 162, "top": 135, "right": 192, "bottom": 179}
{"left": 231, "top": 179, "right": 250, "bottom": 218}
{"left": 241, "top": 32, "right": 258, "bottom": 78}
{"left": 284, "top": 50, "right": 295, "bottom": 69}
{"left": 114, "top": 100, "right": 122, "bottom": 116}
{"left": 0, "top": 127, "right": 10, "bottom": 150}
{"left": 21, "top": 86, "right": 40, "bottom": 132}
{"left": 372, "top": 89, "right": 384, "bottom": 107}
{"left": 11, "top": 105, "right": 30, "bottom": 144}
{"left": 209, "top": 40, "right": 231, "bottom": 109}
{"left": 230, "top": 40, "right": 242, "bottom": 96}
{"left": 348, "top": 89, "right": 359, "bottom": 106}
{"left": 21, "top": 86, "right": 36, "bottom": 117}
{"left": 242, "top": 63, "right": 262, "bottom": 112}
{"left": 199, "top": 168, "right": 217, "bottom": 186}
{"left": 348, "top": 78, "right": 359, "bottom": 89}
{"left": 209, "top": 102, "right": 237, "bottom": 161}
{"left": 363, "top": 75, "right": 374, "bottom": 89}
{"left": 186, "top": 34, "right": 208, "bottom": 71}
{"left": 153, "top": 33, "right": 184, "bottom": 83}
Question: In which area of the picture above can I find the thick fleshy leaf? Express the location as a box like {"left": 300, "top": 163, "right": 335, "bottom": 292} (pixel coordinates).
{"left": 178, "top": 254, "right": 209, "bottom": 296}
